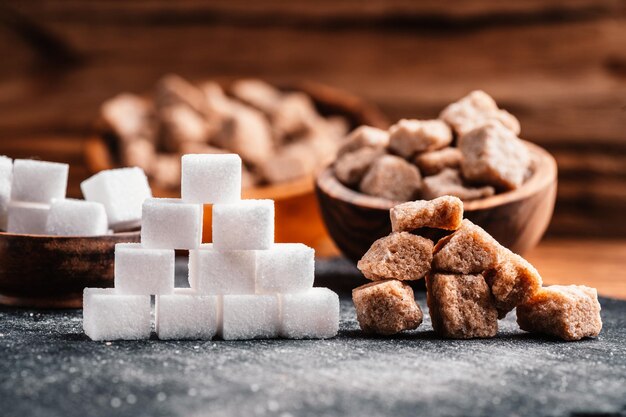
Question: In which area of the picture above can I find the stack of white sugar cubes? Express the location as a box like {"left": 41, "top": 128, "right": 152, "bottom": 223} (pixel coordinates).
{"left": 83, "top": 154, "right": 340, "bottom": 341}
{"left": 0, "top": 155, "right": 151, "bottom": 236}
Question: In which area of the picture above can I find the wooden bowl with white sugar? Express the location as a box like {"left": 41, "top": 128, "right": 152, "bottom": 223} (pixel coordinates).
{"left": 85, "top": 80, "right": 389, "bottom": 258}
{"left": 0, "top": 230, "right": 140, "bottom": 308}
{"left": 316, "top": 141, "right": 558, "bottom": 263}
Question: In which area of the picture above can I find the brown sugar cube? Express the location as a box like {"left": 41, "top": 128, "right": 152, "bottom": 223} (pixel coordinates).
{"left": 388, "top": 119, "right": 453, "bottom": 158}
{"left": 459, "top": 122, "right": 531, "bottom": 190}
{"left": 299, "top": 126, "right": 342, "bottom": 169}
{"left": 155, "top": 74, "right": 208, "bottom": 116}
{"left": 149, "top": 153, "right": 181, "bottom": 190}
{"left": 159, "top": 104, "right": 211, "bottom": 152}
{"left": 199, "top": 81, "right": 234, "bottom": 117}
{"left": 432, "top": 219, "right": 500, "bottom": 274}
{"left": 357, "top": 232, "right": 433, "bottom": 281}
{"left": 334, "top": 147, "right": 385, "bottom": 187}
{"left": 422, "top": 169, "right": 496, "bottom": 201}
{"left": 426, "top": 273, "right": 498, "bottom": 339}
{"left": 241, "top": 165, "right": 260, "bottom": 189}
{"left": 325, "top": 115, "right": 350, "bottom": 139}
{"left": 439, "top": 90, "right": 521, "bottom": 136}
{"left": 101, "top": 93, "right": 155, "bottom": 141}
{"left": 414, "top": 147, "right": 462, "bottom": 176}
{"left": 484, "top": 250, "right": 543, "bottom": 318}
{"left": 272, "top": 92, "right": 320, "bottom": 140}
{"left": 122, "top": 139, "right": 156, "bottom": 173}
{"left": 230, "top": 78, "right": 283, "bottom": 115}
{"left": 212, "top": 102, "right": 275, "bottom": 167}
{"left": 360, "top": 155, "right": 422, "bottom": 201}
{"left": 352, "top": 280, "right": 423, "bottom": 335}
{"left": 258, "top": 141, "right": 318, "bottom": 184}
{"left": 516, "top": 285, "right": 602, "bottom": 341}
{"left": 337, "top": 126, "right": 389, "bottom": 157}
{"left": 179, "top": 143, "right": 229, "bottom": 155}
{"left": 390, "top": 196, "right": 463, "bottom": 233}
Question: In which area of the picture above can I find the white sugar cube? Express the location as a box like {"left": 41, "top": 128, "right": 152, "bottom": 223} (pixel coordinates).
{"left": 280, "top": 288, "right": 340, "bottom": 339}
{"left": 45, "top": 199, "right": 108, "bottom": 236}
{"left": 188, "top": 244, "right": 256, "bottom": 294}
{"left": 156, "top": 294, "right": 218, "bottom": 340}
{"left": 114, "top": 243, "right": 175, "bottom": 295}
{"left": 7, "top": 201, "right": 50, "bottom": 234}
{"left": 80, "top": 167, "right": 152, "bottom": 231}
{"left": 221, "top": 294, "right": 280, "bottom": 340}
{"left": 83, "top": 288, "right": 151, "bottom": 341}
{"left": 11, "top": 159, "right": 68, "bottom": 204}
{"left": 182, "top": 154, "right": 242, "bottom": 204}
{"left": 212, "top": 199, "right": 274, "bottom": 251}
{"left": 141, "top": 198, "right": 203, "bottom": 249}
{"left": 256, "top": 243, "right": 315, "bottom": 293}
{"left": 0, "top": 156, "right": 12, "bottom": 230}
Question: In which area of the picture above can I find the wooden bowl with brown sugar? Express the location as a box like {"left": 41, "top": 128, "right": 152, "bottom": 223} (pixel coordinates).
{"left": 85, "top": 80, "right": 389, "bottom": 257}
{"left": 0, "top": 231, "right": 140, "bottom": 308}
{"left": 316, "top": 141, "right": 557, "bottom": 263}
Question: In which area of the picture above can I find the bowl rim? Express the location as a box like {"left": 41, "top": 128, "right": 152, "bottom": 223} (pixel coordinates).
{"left": 316, "top": 140, "right": 557, "bottom": 211}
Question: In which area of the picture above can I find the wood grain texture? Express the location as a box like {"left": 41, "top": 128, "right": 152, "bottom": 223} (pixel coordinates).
{"left": 0, "top": 231, "right": 140, "bottom": 308}
{"left": 0, "top": 1, "right": 624, "bottom": 236}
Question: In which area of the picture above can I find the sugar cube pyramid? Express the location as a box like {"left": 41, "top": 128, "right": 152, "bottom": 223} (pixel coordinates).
{"left": 83, "top": 153, "right": 340, "bottom": 341}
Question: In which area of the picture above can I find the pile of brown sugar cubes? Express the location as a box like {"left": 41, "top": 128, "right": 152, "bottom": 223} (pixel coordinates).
{"left": 101, "top": 76, "right": 348, "bottom": 190}
{"left": 352, "top": 196, "right": 602, "bottom": 341}
{"left": 333, "top": 90, "right": 531, "bottom": 202}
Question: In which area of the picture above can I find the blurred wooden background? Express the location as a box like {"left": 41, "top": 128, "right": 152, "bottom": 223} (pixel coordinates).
{"left": 1, "top": 0, "right": 626, "bottom": 237}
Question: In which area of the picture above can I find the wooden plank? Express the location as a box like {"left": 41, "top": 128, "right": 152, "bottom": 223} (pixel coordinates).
{"left": 10, "top": 0, "right": 625, "bottom": 23}
{"left": 0, "top": 17, "right": 625, "bottom": 145}
{"left": 526, "top": 238, "right": 626, "bottom": 299}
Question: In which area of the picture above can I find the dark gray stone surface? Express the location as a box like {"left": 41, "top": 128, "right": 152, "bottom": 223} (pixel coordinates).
{"left": 0, "top": 258, "right": 624, "bottom": 417}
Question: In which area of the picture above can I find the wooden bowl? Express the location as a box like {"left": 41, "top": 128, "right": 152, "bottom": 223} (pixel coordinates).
{"left": 316, "top": 141, "right": 558, "bottom": 263}
{"left": 85, "top": 80, "right": 389, "bottom": 257}
{"left": 0, "top": 231, "right": 140, "bottom": 308}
